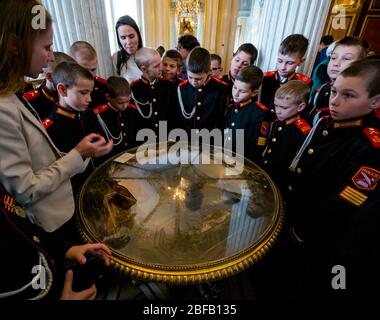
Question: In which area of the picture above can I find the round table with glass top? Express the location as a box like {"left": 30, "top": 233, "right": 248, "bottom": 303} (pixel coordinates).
{"left": 77, "top": 142, "right": 284, "bottom": 284}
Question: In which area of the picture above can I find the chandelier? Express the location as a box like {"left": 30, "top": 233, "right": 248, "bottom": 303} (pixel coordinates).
{"left": 175, "top": 0, "right": 200, "bottom": 36}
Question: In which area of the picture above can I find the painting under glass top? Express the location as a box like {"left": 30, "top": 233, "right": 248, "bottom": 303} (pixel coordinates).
{"left": 77, "top": 143, "right": 281, "bottom": 267}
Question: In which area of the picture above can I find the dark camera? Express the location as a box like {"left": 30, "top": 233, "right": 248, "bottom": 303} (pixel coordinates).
{"left": 67, "top": 252, "right": 106, "bottom": 292}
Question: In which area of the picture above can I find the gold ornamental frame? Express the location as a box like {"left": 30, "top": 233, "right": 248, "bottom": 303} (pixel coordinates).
{"left": 76, "top": 147, "right": 284, "bottom": 285}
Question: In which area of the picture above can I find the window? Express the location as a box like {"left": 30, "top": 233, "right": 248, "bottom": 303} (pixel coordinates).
{"left": 234, "top": 0, "right": 265, "bottom": 53}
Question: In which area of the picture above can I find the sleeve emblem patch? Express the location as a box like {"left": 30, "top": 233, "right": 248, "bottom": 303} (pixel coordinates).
{"left": 351, "top": 166, "right": 380, "bottom": 190}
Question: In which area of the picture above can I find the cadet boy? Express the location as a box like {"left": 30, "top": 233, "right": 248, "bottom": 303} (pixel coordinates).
{"left": 90, "top": 76, "right": 139, "bottom": 159}
{"left": 224, "top": 65, "right": 268, "bottom": 161}
{"left": 260, "top": 34, "right": 311, "bottom": 119}
{"left": 176, "top": 47, "right": 229, "bottom": 133}
{"left": 161, "top": 49, "right": 184, "bottom": 85}
{"left": 262, "top": 80, "right": 311, "bottom": 192}
{"left": 210, "top": 54, "right": 223, "bottom": 79}
{"left": 131, "top": 47, "right": 177, "bottom": 135}
{"left": 23, "top": 52, "right": 74, "bottom": 119}
{"left": 284, "top": 59, "right": 380, "bottom": 296}
{"left": 222, "top": 43, "right": 257, "bottom": 91}
{"left": 176, "top": 34, "right": 200, "bottom": 80}
{"left": 308, "top": 36, "right": 369, "bottom": 123}
{"left": 69, "top": 41, "right": 108, "bottom": 108}
{"left": 43, "top": 62, "right": 103, "bottom": 195}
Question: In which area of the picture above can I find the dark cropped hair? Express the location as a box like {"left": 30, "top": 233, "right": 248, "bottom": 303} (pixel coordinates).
{"left": 53, "top": 62, "right": 94, "bottom": 90}
{"left": 279, "top": 34, "right": 309, "bottom": 58}
{"left": 177, "top": 34, "right": 200, "bottom": 51}
{"left": 115, "top": 15, "right": 143, "bottom": 75}
{"left": 156, "top": 45, "right": 165, "bottom": 57}
{"left": 275, "top": 80, "right": 310, "bottom": 104}
{"left": 321, "top": 35, "right": 334, "bottom": 45}
{"left": 335, "top": 36, "right": 369, "bottom": 59}
{"left": 106, "top": 76, "right": 131, "bottom": 98}
{"left": 234, "top": 43, "right": 258, "bottom": 64}
{"left": 340, "top": 59, "right": 380, "bottom": 98}
{"left": 236, "top": 65, "right": 263, "bottom": 90}
{"left": 163, "top": 49, "right": 182, "bottom": 67}
{"left": 186, "top": 47, "right": 211, "bottom": 74}
{"left": 210, "top": 54, "right": 222, "bottom": 65}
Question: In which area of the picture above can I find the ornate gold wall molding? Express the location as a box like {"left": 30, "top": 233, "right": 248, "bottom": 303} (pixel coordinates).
{"left": 323, "top": 0, "right": 365, "bottom": 39}
{"left": 202, "top": 0, "right": 239, "bottom": 73}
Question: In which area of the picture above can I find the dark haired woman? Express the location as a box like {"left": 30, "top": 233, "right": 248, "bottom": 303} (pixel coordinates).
{"left": 112, "top": 15, "right": 144, "bottom": 83}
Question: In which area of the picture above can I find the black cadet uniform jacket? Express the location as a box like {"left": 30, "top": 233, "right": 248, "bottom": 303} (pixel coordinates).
{"left": 286, "top": 113, "right": 380, "bottom": 250}
{"left": 221, "top": 72, "right": 235, "bottom": 92}
{"left": 175, "top": 76, "right": 229, "bottom": 133}
{"left": 224, "top": 96, "right": 269, "bottom": 161}
{"left": 23, "top": 81, "right": 58, "bottom": 120}
{"left": 89, "top": 76, "right": 108, "bottom": 110}
{"left": 42, "top": 106, "right": 99, "bottom": 194}
{"left": 131, "top": 77, "right": 177, "bottom": 135}
{"left": 172, "top": 75, "right": 185, "bottom": 87}
{"left": 43, "top": 106, "right": 94, "bottom": 153}
{"left": 0, "top": 184, "right": 69, "bottom": 300}
{"left": 262, "top": 113, "right": 311, "bottom": 192}
{"left": 260, "top": 71, "right": 312, "bottom": 121}
{"left": 89, "top": 102, "right": 140, "bottom": 159}
{"left": 307, "top": 81, "right": 332, "bottom": 124}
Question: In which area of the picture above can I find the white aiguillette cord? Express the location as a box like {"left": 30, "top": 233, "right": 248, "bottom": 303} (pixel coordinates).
{"left": 177, "top": 86, "right": 196, "bottom": 119}
{"left": 289, "top": 117, "right": 324, "bottom": 172}
{"left": 96, "top": 114, "right": 122, "bottom": 146}
{"left": 131, "top": 92, "right": 153, "bottom": 119}
{"left": 0, "top": 252, "right": 53, "bottom": 299}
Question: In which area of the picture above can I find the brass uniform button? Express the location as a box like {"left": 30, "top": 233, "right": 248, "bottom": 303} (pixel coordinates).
{"left": 33, "top": 235, "right": 40, "bottom": 243}
{"left": 277, "top": 126, "right": 282, "bottom": 131}
{"left": 272, "top": 138, "right": 276, "bottom": 142}
{"left": 296, "top": 168, "right": 302, "bottom": 174}
{"left": 15, "top": 206, "right": 27, "bottom": 218}
{"left": 307, "top": 149, "right": 314, "bottom": 155}
{"left": 322, "top": 130, "right": 328, "bottom": 136}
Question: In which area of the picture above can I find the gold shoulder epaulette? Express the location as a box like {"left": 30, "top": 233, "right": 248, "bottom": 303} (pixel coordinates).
{"left": 93, "top": 104, "right": 109, "bottom": 115}
{"left": 294, "top": 118, "right": 311, "bottom": 135}
{"left": 295, "top": 73, "right": 312, "bottom": 85}
{"left": 264, "top": 71, "right": 276, "bottom": 77}
{"left": 23, "top": 89, "right": 40, "bottom": 101}
{"left": 255, "top": 101, "right": 269, "bottom": 111}
{"left": 363, "top": 127, "right": 380, "bottom": 148}
{"left": 42, "top": 118, "right": 54, "bottom": 129}
{"left": 95, "top": 76, "right": 106, "bottom": 84}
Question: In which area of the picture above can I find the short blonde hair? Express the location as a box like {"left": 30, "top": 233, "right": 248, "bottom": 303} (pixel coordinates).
{"left": 135, "top": 47, "right": 160, "bottom": 68}
{"left": 69, "top": 41, "right": 97, "bottom": 62}
{"left": 46, "top": 52, "right": 75, "bottom": 73}
{"left": 275, "top": 80, "right": 310, "bottom": 104}
{"left": 0, "top": 0, "right": 52, "bottom": 94}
